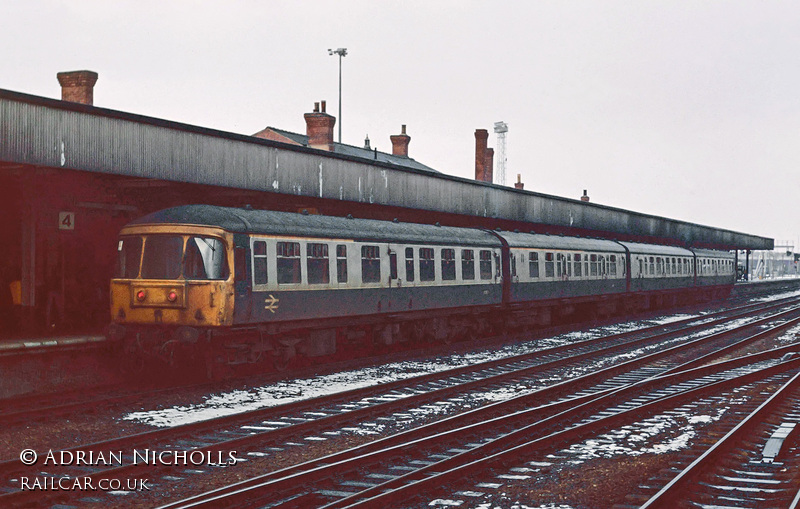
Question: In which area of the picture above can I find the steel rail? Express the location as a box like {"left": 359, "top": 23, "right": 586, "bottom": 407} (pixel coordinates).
{"left": 332, "top": 358, "right": 800, "bottom": 509}
{"left": 156, "top": 312, "right": 800, "bottom": 508}
{"left": 2, "top": 299, "right": 796, "bottom": 508}
{"left": 639, "top": 369, "right": 800, "bottom": 509}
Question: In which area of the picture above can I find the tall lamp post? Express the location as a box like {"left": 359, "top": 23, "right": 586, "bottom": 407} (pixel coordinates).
{"left": 328, "top": 47, "right": 347, "bottom": 143}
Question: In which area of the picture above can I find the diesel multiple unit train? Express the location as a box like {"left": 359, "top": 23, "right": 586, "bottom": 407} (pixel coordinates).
{"left": 108, "top": 205, "right": 736, "bottom": 374}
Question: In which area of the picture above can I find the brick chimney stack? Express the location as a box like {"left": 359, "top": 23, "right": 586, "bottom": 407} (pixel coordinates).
{"left": 390, "top": 125, "right": 411, "bottom": 157}
{"left": 514, "top": 174, "right": 524, "bottom": 190}
{"left": 304, "top": 100, "right": 336, "bottom": 151}
{"left": 581, "top": 189, "right": 590, "bottom": 202}
{"left": 57, "top": 70, "right": 98, "bottom": 105}
{"left": 475, "top": 129, "right": 489, "bottom": 182}
{"left": 484, "top": 147, "right": 494, "bottom": 184}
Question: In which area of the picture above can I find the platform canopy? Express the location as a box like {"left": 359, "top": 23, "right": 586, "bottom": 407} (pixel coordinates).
{"left": 0, "top": 88, "right": 773, "bottom": 251}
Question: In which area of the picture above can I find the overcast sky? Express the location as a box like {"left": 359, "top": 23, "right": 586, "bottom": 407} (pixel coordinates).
{"left": 3, "top": 1, "right": 798, "bottom": 247}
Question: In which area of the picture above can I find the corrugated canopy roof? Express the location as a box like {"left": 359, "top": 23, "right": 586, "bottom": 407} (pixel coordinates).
{"left": 0, "top": 88, "right": 774, "bottom": 251}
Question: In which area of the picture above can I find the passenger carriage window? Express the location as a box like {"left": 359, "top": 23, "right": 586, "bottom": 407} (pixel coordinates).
{"left": 419, "top": 247, "right": 435, "bottom": 281}
{"left": 649, "top": 256, "right": 655, "bottom": 275}
{"left": 361, "top": 245, "right": 381, "bottom": 283}
{"left": 598, "top": 254, "right": 606, "bottom": 276}
{"left": 566, "top": 253, "right": 572, "bottom": 277}
{"left": 442, "top": 248, "right": 456, "bottom": 281}
{"left": 574, "top": 254, "right": 582, "bottom": 277}
{"left": 336, "top": 245, "right": 348, "bottom": 283}
{"left": 511, "top": 253, "right": 518, "bottom": 278}
{"left": 307, "top": 243, "right": 330, "bottom": 284}
{"left": 590, "top": 254, "right": 598, "bottom": 277}
{"left": 405, "top": 247, "right": 415, "bottom": 282}
{"left": 277, "top": 241, "right": 302, "bottom": 284}
{"left": 545, "top": 253, "right": 555, "bottom": 278}
{"left": 252, "top": 240, "right": 268, "bottom": 285}
{"left": 609, "top": 255, "right": 617, "bottom": 276}
{"left": 116, "top": 236, "right": 143, "bottom": 279}
{"left": 462, "top": 249, "right": 475, "bottom": 280}
{"left": 529, "top": 252, "right": 540, "bottom": 278}
{"left": 638, "top": 258, "right": 644, "bottom": 276}
{"left": 479, "top": 250, "right": 493, "bottom": 280}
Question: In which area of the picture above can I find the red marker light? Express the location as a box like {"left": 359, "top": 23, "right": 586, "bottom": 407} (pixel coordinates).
{"left": 167, "top": 291, "right": 178, "bottom": 302}
{"left": 136, "top": 290, "right": 146, "bottom": 301}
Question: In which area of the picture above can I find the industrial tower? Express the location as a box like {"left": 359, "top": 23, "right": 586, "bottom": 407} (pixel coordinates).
{"left": 494, "top": 121, "right": 508, "bottom": 186}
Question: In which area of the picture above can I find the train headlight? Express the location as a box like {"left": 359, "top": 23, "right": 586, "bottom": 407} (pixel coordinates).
{"left": 136, "top": 290, "right": 146, "bottom": 302}
{"left": 167, "top": 291, "right": 178, "bottom": 302}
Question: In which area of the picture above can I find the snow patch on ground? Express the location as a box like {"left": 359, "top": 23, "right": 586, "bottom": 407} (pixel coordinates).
{"left": 560, "top": 405, "right": 728, "bottom": 463}
{"left": 122, "top": 310, "right": 728, "bottom": 428}
{"left": 751, "top": 288, "right": 800, "bottom": 302}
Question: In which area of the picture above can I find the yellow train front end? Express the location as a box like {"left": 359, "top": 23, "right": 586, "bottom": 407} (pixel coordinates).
{"left": 108, "top": 224, "right": 236, "bottom": 370}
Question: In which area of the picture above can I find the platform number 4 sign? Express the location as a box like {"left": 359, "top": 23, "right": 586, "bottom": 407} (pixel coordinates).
{"left": 59, "top": 211, "right": 75, "bottom": 231}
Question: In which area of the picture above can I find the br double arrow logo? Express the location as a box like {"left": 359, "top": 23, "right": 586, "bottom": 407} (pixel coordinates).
{"left": 264, "top": 294, "right": 280, "bottom": 313}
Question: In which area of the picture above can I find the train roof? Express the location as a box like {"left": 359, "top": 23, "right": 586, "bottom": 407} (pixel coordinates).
{"left": 617, "top": 241, "right": 695, "bottom": 257}
{"left": 126, "top": 205, "right": 502, "bottom": 247}
{"left": 497, "top": 231, "right": 626, "bottom": 252}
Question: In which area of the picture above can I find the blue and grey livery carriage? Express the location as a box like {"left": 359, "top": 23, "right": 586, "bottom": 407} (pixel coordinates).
{"left": 108, "top": 205, "right": 736, "bottom": 374}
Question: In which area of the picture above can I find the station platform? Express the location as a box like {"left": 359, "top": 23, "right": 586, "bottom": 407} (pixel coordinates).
{"left": 736, "top": 275, "right": 800, "bottom": 284}
{"left": 0, "top": 333, "right": 107, "bottom": 357}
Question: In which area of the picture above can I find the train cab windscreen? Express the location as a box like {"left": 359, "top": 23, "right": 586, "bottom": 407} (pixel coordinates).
{"left": 116, "top": 235, "right": 228, "bottom": 280}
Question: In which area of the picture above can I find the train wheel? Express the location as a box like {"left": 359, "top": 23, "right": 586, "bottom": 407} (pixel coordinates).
{"left": 273, "top": 346, "right": 295, "bottom": 372}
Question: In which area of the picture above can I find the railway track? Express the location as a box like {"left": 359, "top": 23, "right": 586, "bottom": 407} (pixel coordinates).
{"left": 2, "top": 293, "right": 796, "bottom": 429}
{"left": 151, "top": 330, "right": 800, "bottom": 508}
{"left": 3, "top": 297, "right": 796, "bottom": 507}
{"left": 636, "top": 369, "right": 800, "bottom": 509}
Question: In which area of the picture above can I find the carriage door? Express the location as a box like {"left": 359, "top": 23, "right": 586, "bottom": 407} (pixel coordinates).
{"left": 232, "top": 234, "right": 251, "bottom": 322}
{"left": 389, "top": 248, "right": 398, "bottom": 286}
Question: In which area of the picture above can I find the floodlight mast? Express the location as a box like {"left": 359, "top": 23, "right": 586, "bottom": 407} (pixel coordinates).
{"left": 328, "top": 48, "right": 348, "bottom": 143}
{"left": 494, "top": 121, "right": 508, "bottom": 186}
